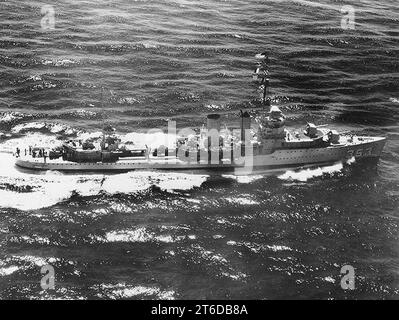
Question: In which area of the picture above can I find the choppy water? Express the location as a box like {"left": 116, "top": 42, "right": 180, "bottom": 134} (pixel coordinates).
{"left": 0, "top": 0, "right": 398, "bottom": 299}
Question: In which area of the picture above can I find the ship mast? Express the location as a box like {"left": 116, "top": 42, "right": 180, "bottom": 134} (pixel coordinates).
{"left": 262, "top": 78, "right": 270, "bottom": 106}
{"left": 101, "top": 86, "right": 106, "bottom": 150}
{"left": 253, "top": 52, "right": 271, "bottom": 107}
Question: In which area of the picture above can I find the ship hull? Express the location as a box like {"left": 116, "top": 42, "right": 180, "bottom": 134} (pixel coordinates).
{"left": 15, "top": 137, "right": 386, "bottom": 173}
{"left": 253, "top": 136, "right": 386, "bottom": 167}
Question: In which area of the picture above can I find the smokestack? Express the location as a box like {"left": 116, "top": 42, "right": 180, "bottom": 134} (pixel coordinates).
{"left": 207, "top": 114, "right": 221, "bottom": 132}
{"left": 206, "top": 114, "right": 221, "bottom": 163}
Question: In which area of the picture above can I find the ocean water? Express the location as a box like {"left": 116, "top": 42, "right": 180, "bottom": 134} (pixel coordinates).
{"left": 0, "top": 0, "right": 398, "bottom": 299}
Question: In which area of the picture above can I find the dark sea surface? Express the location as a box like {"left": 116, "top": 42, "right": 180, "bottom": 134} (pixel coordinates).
{"left": 0, "top": 0, "right": 398, "bottom": 299}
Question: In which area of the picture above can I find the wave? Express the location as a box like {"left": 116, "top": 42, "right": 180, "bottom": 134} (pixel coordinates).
{"left": 98, "top": 227, "right": 175, "bottom": 244}
{"left": 41, "top": 58, "right": 80, "bottom": 67}
{"left": 0, "top": 153, "right": 208, "bottom": 210}
{"left": 278, "top": 158, "right": 356, "bottom": 182}
{"left": 93, "top": 283, "right": 175, "bottom": 300}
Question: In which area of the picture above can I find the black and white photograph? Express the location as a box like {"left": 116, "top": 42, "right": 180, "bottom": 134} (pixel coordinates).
{"left": 0, "top": 0, "right": 398, "bottom": 306}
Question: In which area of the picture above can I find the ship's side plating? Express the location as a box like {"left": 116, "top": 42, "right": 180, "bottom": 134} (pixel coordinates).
{"left": 15, "top": 136, "right": 386, "bottom": 172}
{"left": 14, "top": 106, "right": 386, "bottom": 172}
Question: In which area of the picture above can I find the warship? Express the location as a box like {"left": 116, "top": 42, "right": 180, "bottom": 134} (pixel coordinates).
{"left": 14, "top": 56, "right": 386, "bottom": 173}
{"left": 14, "top": 105, "right": 386, "bottom": 173}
